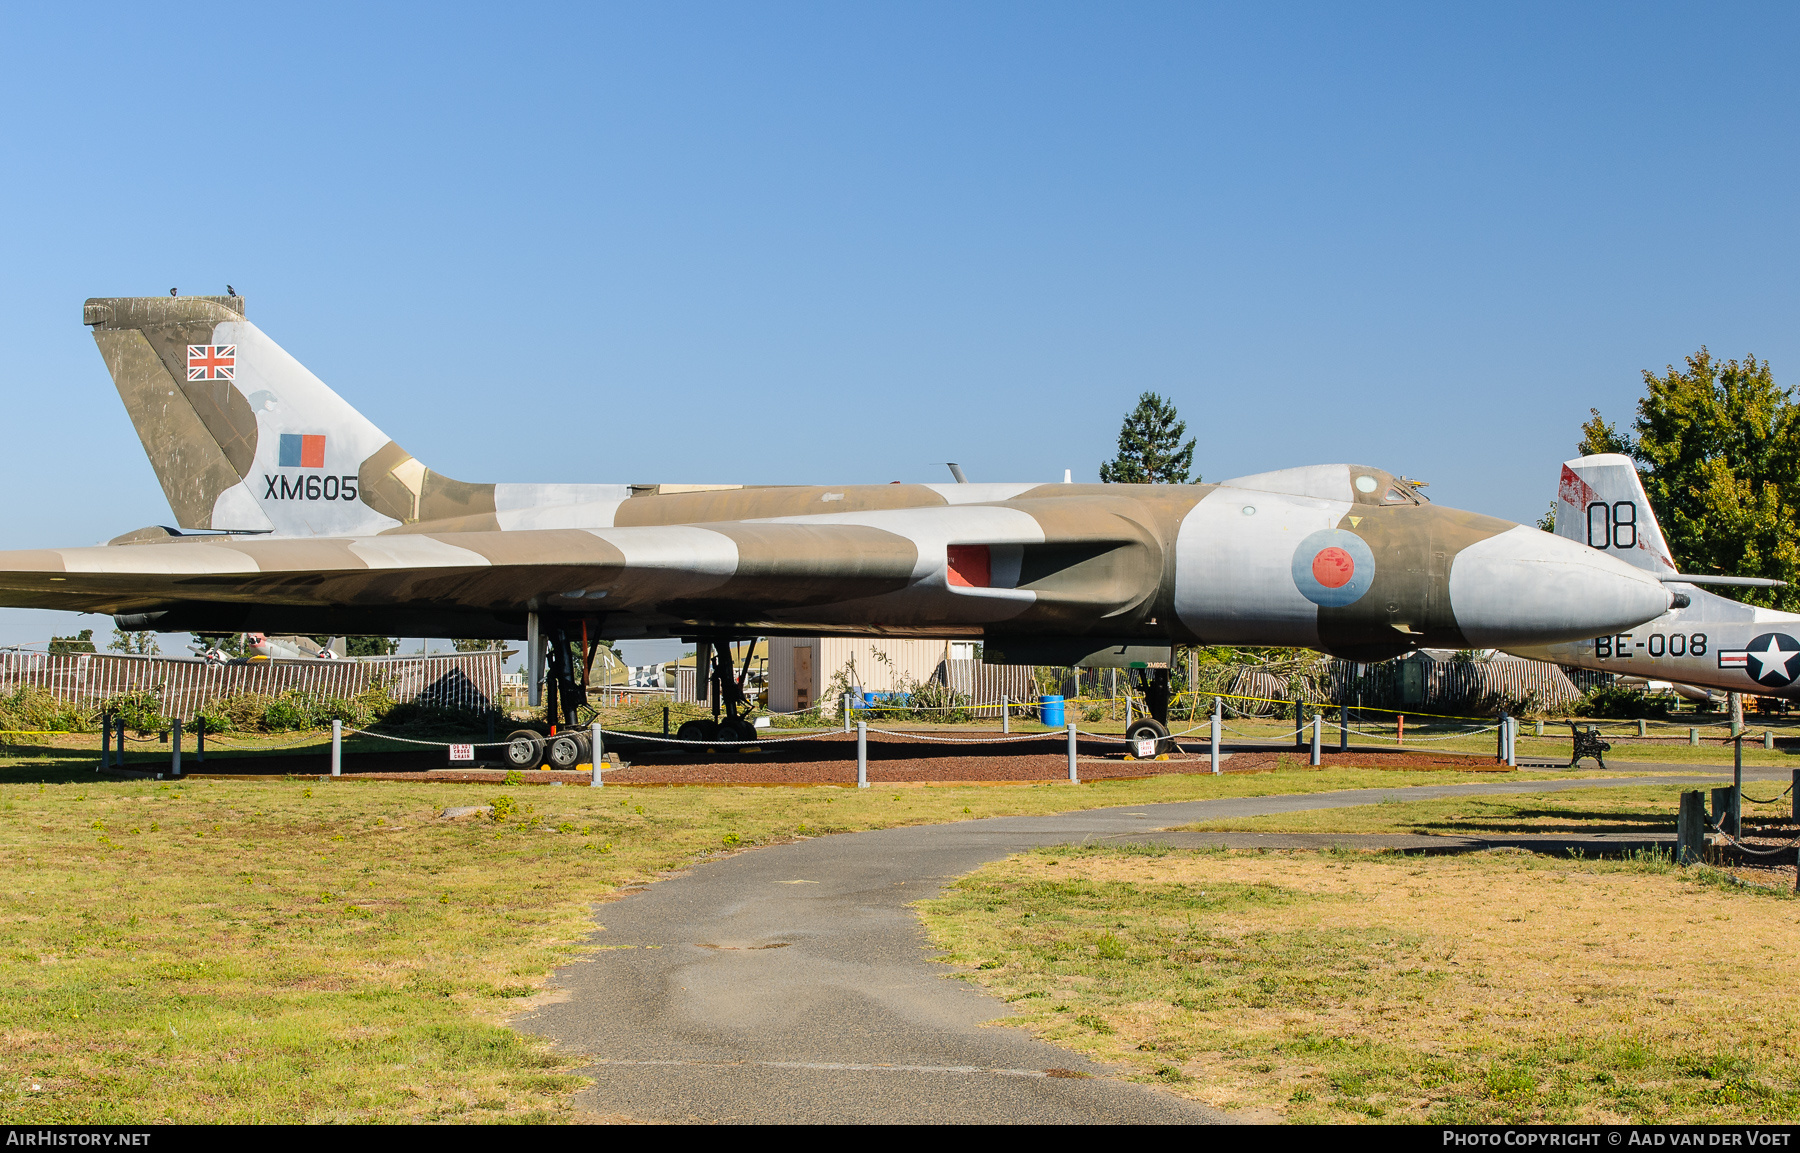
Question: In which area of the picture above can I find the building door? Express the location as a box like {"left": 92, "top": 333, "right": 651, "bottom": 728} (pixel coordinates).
{"left": 1401, "top": 659, "right": 1424, "bottom": 706}
{"left": 794, "top": 646, "right": 813, "bottom": 710}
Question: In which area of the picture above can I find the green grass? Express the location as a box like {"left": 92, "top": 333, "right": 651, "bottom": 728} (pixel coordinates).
{"left": 917, "top": 845, "right": 1800, "bottom": 1124}
{"left": 0, "top": 747, "right": 1619, "bottom": 1123}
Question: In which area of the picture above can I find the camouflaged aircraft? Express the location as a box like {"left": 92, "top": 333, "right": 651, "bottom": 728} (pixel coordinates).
{"left": 0, "top": 294, "right": 1676, "bottom": 754}
{"left": 1507, "top": 454, "right": 1797, "bottom": 703}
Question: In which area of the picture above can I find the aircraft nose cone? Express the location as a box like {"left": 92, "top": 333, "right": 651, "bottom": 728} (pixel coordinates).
{"left": 1448, "top": 526, "right": 1672, "bottom": 647}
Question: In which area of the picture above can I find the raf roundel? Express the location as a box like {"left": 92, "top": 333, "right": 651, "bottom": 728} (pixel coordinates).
{"left": 1291, "top": 529, "right": 1376, "bottom": 608}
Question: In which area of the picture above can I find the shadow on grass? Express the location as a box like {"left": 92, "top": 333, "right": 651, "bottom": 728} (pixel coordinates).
{"left": 1404, "top": 803, "right": 1677, "bottom": 836}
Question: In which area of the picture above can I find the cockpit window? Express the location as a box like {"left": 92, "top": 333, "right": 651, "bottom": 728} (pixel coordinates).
{"left": 1354, "top": 475, "right": 1379, "bottom": 493}
{"left": 1384, "top": 487, "right": 1413, "bottom": 504}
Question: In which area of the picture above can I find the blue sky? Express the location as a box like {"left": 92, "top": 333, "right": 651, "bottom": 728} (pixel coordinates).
{"left": 2, "top": 3, "right": 1797, "bottom": 656}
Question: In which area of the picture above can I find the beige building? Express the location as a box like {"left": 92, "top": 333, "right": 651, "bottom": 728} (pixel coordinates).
{"left": 765, "top": 637, "right": 980, "bottom": 714}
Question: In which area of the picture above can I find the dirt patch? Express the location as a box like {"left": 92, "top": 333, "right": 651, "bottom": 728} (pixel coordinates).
{"left": 166, "top": 734, "right": 1515, "bottom": 785}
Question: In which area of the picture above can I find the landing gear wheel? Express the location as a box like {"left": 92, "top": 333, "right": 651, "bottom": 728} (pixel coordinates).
{"left": 675, "top": 719, "right": 719, "bottom": 744}
{"left": 546, "top": 732, "right": 589, "bottom": 769}
{"left": 503, "top": 729, "right": 545, "bottom": 770}
{"left": 1125, "top": 718, "right": 1172, "bottom": 757}
{"left": 716, "top": 717, "right": 758, "bottom": 742}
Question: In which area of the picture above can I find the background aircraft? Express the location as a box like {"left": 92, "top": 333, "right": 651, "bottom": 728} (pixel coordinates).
{"left": 1508, "top": 454, "right": 1798, "bottom": 703}
{"left": 0, "top": 295, "right": 1675, "bottom": 748}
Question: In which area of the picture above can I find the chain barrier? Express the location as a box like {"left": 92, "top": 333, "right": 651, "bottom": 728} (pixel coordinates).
{"left": 1704, "top": 816, "right": 1800, "bottom": 857}
{"left": 196, "top": 733, "right": 336, "bottom": 751}
{"left": 864, "top": 728, "right": 1059, "bottom": 745}
{"left": 1738, "top": 781, "right": 1797, "bottom": 805}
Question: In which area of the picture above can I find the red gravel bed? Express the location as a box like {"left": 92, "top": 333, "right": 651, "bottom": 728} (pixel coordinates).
{"left": 164, "top": 734, "right": 1516, "bottom": 786}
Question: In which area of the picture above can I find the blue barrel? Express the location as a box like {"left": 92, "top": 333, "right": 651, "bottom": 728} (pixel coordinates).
{"left": 1038, "top": 695, "right": 1065, "bottom": 727}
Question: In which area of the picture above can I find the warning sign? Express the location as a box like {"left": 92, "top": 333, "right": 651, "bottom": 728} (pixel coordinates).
{"left": 449, "top": 744, "right": 475, "bottom": 762}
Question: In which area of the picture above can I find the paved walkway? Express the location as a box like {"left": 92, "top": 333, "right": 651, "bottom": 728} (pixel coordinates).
{"left": 515, "top": 773, "right": 1722, "bottom": 1124}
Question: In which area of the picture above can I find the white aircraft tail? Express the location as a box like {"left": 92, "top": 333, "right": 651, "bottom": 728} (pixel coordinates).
{"left": 85, "top": 294, "right": 487, "bottom": 536}
{"left": 1554, "top": 454, "right": 1677, "bottom": 576}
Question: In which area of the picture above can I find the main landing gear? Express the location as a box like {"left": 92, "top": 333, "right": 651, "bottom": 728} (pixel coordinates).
{"left": 506, "top": 614, "right": 606, "bottom": 770}
{"left": 1124, "top": 667, "right": 1175, "bottom": 755}
{"left": 674, "top": 638, "right": 760, "bottom": 744}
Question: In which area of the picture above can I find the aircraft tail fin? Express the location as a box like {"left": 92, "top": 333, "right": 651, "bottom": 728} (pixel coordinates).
{"left": 1554, "top": 454, "right": 1677, "bottom": 575}
{"left": 84, "top": 295, "right": 493, "bottom": 535}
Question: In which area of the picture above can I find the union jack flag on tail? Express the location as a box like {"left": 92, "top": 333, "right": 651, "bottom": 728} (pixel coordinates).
{"left": 186, "top": 345, "right": 235, "bottom": 380}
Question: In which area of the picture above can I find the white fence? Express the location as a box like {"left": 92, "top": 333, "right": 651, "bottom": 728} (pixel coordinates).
{"left": 0, "top": 650, "right": 503, "bottom": 716}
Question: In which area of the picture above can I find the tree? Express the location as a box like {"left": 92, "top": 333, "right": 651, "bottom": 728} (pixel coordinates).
{"left": 1099, "top": 392, "right": 1197, "bottom": 484}
{"left": 1577, "top": 408, "right": 1634, "bottom": 457}
{"left": 452, "top": 639, "right": 504, "bottom": 652}
{"left": 345, "top": 637, "right": 399, "bottom": 657}
{"left": 193, "top": 633, "right": 245, "bottom": 658}
{"left": 1583, "top": 348, "right": 1800, "bottom": 610}
{"left": 48, "top": 629, "right": 95, "bottom": 654}
{"left": 108, "top": 628, "right": 159, "bottom": 655}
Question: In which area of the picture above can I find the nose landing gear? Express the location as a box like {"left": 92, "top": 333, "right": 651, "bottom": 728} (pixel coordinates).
{"left": 1124, "top": 667, "right": 1175, "bottom": 755}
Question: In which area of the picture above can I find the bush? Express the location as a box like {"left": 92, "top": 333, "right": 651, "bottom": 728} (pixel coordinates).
{"left": 98, "top": 689, "right": 168, "bottom": 736}
{"left": 1576, "top": 684, "right": 1669, "bottom": 719}
{"left": 261, "top": 695, "right": 311, "bottom": 732}
{"left": 1, "top": 685, "right": 93, "bottom": 734}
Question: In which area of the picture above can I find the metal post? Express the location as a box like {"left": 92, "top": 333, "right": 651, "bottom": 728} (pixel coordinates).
{"left": 1338, "top": 701, "right": 1348, "bottom": 753}
{"left": 527, "top": 611, "right": 542, "bottom": 708}
{"left": 1066, "top": 721, "right": 1078, "bottom": 783}
{"left": 1729, "top": 691, "right": 1743, "bottom": 738}
{"left": 1002, "top": 695, "right": 1009, "bottom": 734}
{"left": 1507, "top": 718, "right": 1517, "bottom": 768}
{"left": 1535, "top": 719, "right": 1544, "bottom": 737}
{"left": 856, "top": 720, "right": 868, "bottom": 788}
{"left": 590, "top": 721, "right": 604, "bottom": 787}
{"left": 1637, "top": 718, "right": 1647, "bottom": 738}
{"left": 1689, "top": 727, "right": 1699, "bottom": 747}
{"left": 1731, "top": 735, "right": 1743, "bottom": 837}
{"left": 1210, "top": 710, "right": 1221, "bottom": 775}
{"left": 1310, "top": 713, "right": 1321, "bottom": 766}
{"left": 99, "top": 710, "right": 110, "bottom": 771}
{"left": 1293, "top": 697, "right": 1304, "bottom": 751}
{"left": 1765, "top": 730, "right": 1775, "bottom": 750}
{"left": 842, "top": 694, "right": 851, "bottom": 733}
{"left": 1497, "top": 711, "right": 1508, "bottom": 763}
{"left": 170, "top": 719, "right": 182, "bottom": 778}
{"left": 331, "top": 719, "right": 342, "bottom": 777}
{"left": 1676, "top": 790, "right": 1705, "bottom": 865}
{"left": 1123, "top": 689, "right": 1132, "bottom": 727}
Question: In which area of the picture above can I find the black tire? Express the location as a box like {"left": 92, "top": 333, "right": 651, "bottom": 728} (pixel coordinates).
{"left": 675, "top": 719, "right": 719, "bottom": 744}
{"left": 546, "top": 732, "right": 588, "bottom": 769}
{"left": 503, "top": 729, "right": 545, "bottom": 770}
{"left": 1125, "top": 717, "right": 1172, "bottom": 756}
{"left": 715, "top": 717, "right": 758, "bottom": 742}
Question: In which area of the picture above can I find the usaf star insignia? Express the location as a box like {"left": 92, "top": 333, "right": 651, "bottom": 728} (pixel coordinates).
{"left": 1718, "top": 632, "right": 1800, "bottom": 689}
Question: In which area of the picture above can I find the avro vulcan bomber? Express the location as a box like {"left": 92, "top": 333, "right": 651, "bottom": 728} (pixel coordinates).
{"left": 0, "top": 295, "right": 1673, "bottom": 748}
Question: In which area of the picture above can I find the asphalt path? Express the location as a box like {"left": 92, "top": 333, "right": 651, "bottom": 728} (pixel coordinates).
{"left": 516, "top": 770, "right": 1733, "bottom": 1124}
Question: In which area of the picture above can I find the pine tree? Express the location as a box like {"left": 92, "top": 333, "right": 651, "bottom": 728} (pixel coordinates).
{"left": 1099, "top": 392, "right": 1197, "bottom": 484}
